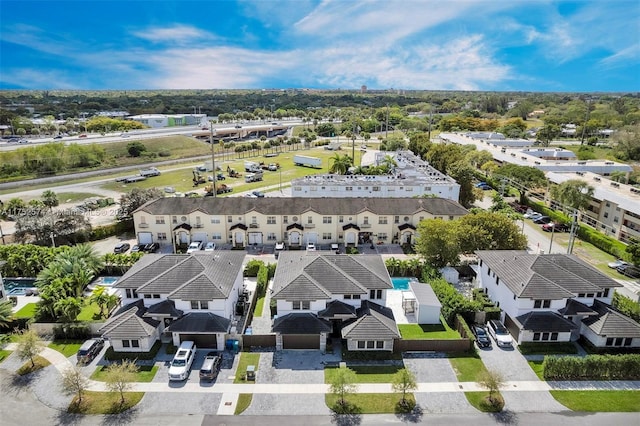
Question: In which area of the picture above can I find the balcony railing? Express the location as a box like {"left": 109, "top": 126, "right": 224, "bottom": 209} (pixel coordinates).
{"left": 249, "top": 223, "right": 259, "bottom": 228}
{"left": 305, "top": 223, "right": 315, "bottom": 228}
{"left": 360, "top": 223, "right": 371, "bottom": 228}
{"left": 139, "top": 223, "right": 149, "bottom": 228}
{"left": 193, "top": 224, "right": 204, "bottom": 228}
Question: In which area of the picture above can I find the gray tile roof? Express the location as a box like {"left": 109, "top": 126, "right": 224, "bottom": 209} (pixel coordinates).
{"left": 514, "top": 311, "right": 577, "bottom": 332}
{"left": 144, "top": 299, "right": 183, "bottom": 317}
{"left": 318, "top": 300, "right": 357, "bottom": 319}
{"left": 99, "top": 300, "right": 160, "bottom": 339}
{"left": 582, "top": 300, "right": 640, "bottom": 338}
{"left": 135, "top": 196, "right": 469, "bottom": 217}
{"left": 165, "top": 312, "right": 231, "bottom": 333}
{"left": 341, "top": 300, "right": 400, "bottom": 340}
{"left": 272, "top": 313, "right": 332, "bottom": 334}
{"left": 409, "top": 282, "right": 442, "bottom": 307}
{"left": 476, "top": 251, "right": 620, "bottom": 300}
{"left": 558, "top": 299, "right": 598, "bottom": 317}
{"left": 115, "top": 252, "right": 245, "bottom": 299}
{"left": 272, "top": 253, "right": 392, "bottom": 300}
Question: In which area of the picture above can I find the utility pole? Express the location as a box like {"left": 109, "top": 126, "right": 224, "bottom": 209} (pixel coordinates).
{"left": 385, "top": 104, "right": 389, "bottom": 140}
{"left": 567, "top": 211, "right": 579, "bottom": 254}
{"left": 209, "top": 122, "right": 217, "bottom": 198}
{"left": 427, "top": 104, "right": 433, "bottom": 141}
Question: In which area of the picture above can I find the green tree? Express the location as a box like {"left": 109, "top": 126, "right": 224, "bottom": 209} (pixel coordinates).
{"left": 126, "top": 141, "right": 147, "bottom": 157}
{"left": 16, "top": 329, "right": 44, "bottom": 368}
{"left": 117, "top": 187, "right": 163, "bottom": 221}
{"left": 329, "top": 367, "right": 357, "bottom": 408}
{"left": 329, "top": 153, "right": 352, "bottom": 175}
{"left": 54, "top": 297, "right": 82, "bottom": 322}
{"left": 496, "top": 164, "right": 547, "bottom": 204}
{"left": 478, "top": 370, "right": 504, "bottom": 407}
{"left": 536, "top": 124, "right": 561, "bottom": 146}
{"left": 550, "top": 179, "right": 594, "bottom": 211}
{"left": 61, "top": 366, "right": 90, "bottom": 405}
{"left": 41, "top": 190, "right": 59, "bottom": 210}
{"left": 457, "top": 211, "right": 527, "bottom": 252}
{"left": 0, "top": 300, "right": 14, "bottom": 328}
{"left": 625, "top": 239, "right": 640, "bottom": 266}
{"left": 104, "top": 359, "right": 138, "bottom": 405}
{"left": 415, "top": 219, "right": 460, "bottom": 267}
{"left": 392, "top": 368, "right": 417, "bottom": 407}
{"left": 447, "top": 161, "right": 477, "bottom": 208}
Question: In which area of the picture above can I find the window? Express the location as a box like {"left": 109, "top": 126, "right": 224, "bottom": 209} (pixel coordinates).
{"left": 122, "top": 340, "right": 131, "bottom": 348}
{"left": 533, "top": 333, "right": 541, "bottom": 341}
{"left": 378, "top": 216, "right": 388, "bottom": 224}
{"left": 267, "top": 233, "right": 277, "bottom": 241}
{"left": 211, "top": 217, "right": 220, "bottom": 224}
{"left": 542, "top": 332, "right": 550, "bottom": 341}
{"left": 346, "top": 186, "right": 353, "bottom": 191}
{"left": 155, "top": 216, "right": 165, "bottom": 224}
{"left": 251, "top": 216, "right": 257, "bottom": 225}
{"left": 373, "top": 186, "right": 380, "bottom": 191}
{"left": 125, "top": 289, "right": 138, "bottom": 298}
{"left": 267, "top": 216, "right": 276, "bottom": 224}
{"left": 394, "top": 216, "right": 400, "bottom": 224}
{"left": 144, "top": 294, "right": 151, "bottom": 299}
{"left": 283, "top": 216, "right": 289, "bottom": 224}
{"left": 307, "top": 216, "right": 313, "bottom": 224}
{"left": 227, "top": 215, "right": 233, "bottom": 223}
{"left": 339, "top": 216, "right": 344, "bottom": 223}
{"left": 322, "top": 233, "right": 332, "bottom": 240}
{"left": 578, "top": 293, "right": 586, "bottom": 297}
{"left": 366, "top": 341, "right": 375, "bottom": 349}
{"left": 172, "top": 216, "right": 177, "bottom": 224}
{"left": 212, "top": 233, "right": 222, "bottom": 240}
{"left": 370, "top": 289, "right": 382, "bottom": 299}
{"left": 158, "top": 232, "right": 167, "bottom": 240}
{"left": 534, "top": 300, "right": 551, "bottom": 308}
{"left": 292, "top": 301, "right": 310, "bottom": 310}
{"left": 190, "top": 300, "right": 208, "bottom": 310}
{"left": 551, "top": 333, "right": 558, "bottom": 341}
{"left": 357, "top": 341, "right": 365, "bottom": 349}
{"left": 153, "top": 294, "right": 160, "bottom": 299}
{"left": 377, "top": 233, "right": 388, "bottom": 241}
{"left": 323, "top": 216, "right": 332, "bottom": 224}
{"left": 376, "top": 341, "right": 384, "bottom": 349}
{"left": 603, "top": 288, "right": 609, "bottom": 297}
{"left": 363, "top": 216, "right": 369, "bottom": 225}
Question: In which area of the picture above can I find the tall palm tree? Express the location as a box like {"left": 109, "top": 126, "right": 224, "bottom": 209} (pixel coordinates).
{"left": 329, "top": 154, "right": 352, "bottom": 175}
{"left": 0, "top": 300, "right": 14, "bottom": 328}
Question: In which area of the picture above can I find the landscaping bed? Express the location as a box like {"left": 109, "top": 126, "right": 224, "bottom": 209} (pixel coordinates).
{"left": 326, "top": 393, "right": 415, "bottom": 414}
{"left": 67, "top": 391, "right": 144, "bottom": 414}
{"left": 324, "top": 365, "right": 403, "bottom": 383}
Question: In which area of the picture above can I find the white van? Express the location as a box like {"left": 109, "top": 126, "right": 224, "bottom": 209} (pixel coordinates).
{"left": 168, "top": 341, "right": 197, "bottom": 381}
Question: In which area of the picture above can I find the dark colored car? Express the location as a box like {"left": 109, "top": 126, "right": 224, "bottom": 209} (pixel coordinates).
{"left": 252, "top": 191, "right": 265, "bottom": 198}
{"left": 542, "top": 223, "right": 569, "bottom": 232}
{"left": 472, "top": 325, "right": 492, "bottom": 348}
{"left": 533, "top": 215, "right": 552, "bottom": 224}
{"left": 143, "top": 242, "right": 160, "bottom": 253}
{"left": 616, "top": 264, "right": 640, "bottom": 279}
{"left": 199, "top": 352, "right": 222, "bottom": 381}
{"left": 113, "top": 242, "right": 131, "bottom": 253}
{"left": 76, "top": 338, "right": 105, "bottom": 364}
{"left": 130, "top": 244, "right": 143, "bottom": 253}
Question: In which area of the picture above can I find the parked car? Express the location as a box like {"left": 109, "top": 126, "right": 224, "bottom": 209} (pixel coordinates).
{"left": 143, "top": 242, "right": 160, "bottom": 253}
{"left": 130, "top": 244, "right": 143, "bottom": 253}
{"left": 186, "top": 241, "right": 204, "bottom": 253}
{"left": 204, "top": 242, "right": 216, "bottom": 251}
{"left": 472, "top": 325, "right": 492, "bottom": 349}
{"left": 78, "top": 133, "right": 88, "bottom": 138}
{"left": 274, "top": 241, "right": 285, "bottom": 258}
{"left": 523, "top": 210, "right": 540, "bottom": 219}
{"left": 76, "top": 338, "right": 105, "bottom": 364}
{"left": 608, "top": 259, "right": 628, "bottom": 269}
{"left": 487, "top": 319, "right": 513, "bottom": 347}
{"left": 113, "top": 242, "right": 131, "bottom": 254}
{"left": 252, "top": 191, "right": 265, "bottom": 198}
{"left": 168, "top": 341, "right": 197, "bottom": 381}
{"left": 533, "top": 215, "right": 552, "bottom": 224}
{"left": 616, "top": 264, "right": 640, "bottom": 279}
{"left": 542, "top": 223, "right": 569, "bottom": 232}
{"left": 306, "top": 242, "right": 316, "bottom": 251}
{"left": 199, "top": 352, "right": 222, "bottom": 381}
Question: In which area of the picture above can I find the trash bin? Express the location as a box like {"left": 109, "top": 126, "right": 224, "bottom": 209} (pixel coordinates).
{"left": 246, "top": 365, "right": 255, "bottom": 381}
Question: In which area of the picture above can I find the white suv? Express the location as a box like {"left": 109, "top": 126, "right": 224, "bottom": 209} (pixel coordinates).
{"left": 487, "top": 320, "right": 513, "bottom": 347}
{"left": 186, "top": 241, "right": 204, "bottom": 254}
{"left": 168, "top": 341, "right": 197, "bottom": 381}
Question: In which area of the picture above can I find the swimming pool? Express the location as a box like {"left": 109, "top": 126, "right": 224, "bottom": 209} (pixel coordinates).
{"left": 391, "top": 277, "right": 416, "bottom": 290}
{"left": 3, "top": 278, "right": 37, "bottom": 296}
{"left": 93, "top": 276, "right": 120, "bottom": 287}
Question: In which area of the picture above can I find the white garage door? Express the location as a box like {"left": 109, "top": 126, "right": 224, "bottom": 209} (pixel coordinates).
{"left": 138, "top": 232, "right": 153, "bottom": 245}
{"left": 248, "top": 232, "right": 263, "bottom": 245}
{"left": 304, "top": 233, "right": 318, "bottom": 245}
{"left": 289, "top": 231, "right": 301, "bottom": 245}
{"left": 193, "top": 232, "right": 208, "bottom": 243}
{"left": 345, "top": 232, "right": 357, "bottom": 244}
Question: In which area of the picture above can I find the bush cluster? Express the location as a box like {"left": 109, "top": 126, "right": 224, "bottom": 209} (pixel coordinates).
{"left": 53, "top": 323, "right": 91, "bottom": 340}
{"left": 543, "top": 354, "right": 640, "bottom": 380}
{"left": 429, "top": 278, "right": 481, "bottom": 326}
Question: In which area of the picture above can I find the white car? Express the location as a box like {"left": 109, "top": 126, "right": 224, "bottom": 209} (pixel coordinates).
{"left": 168, "top": 341, "right": 197, "bottom": 381}
{"left": 306, "top": 242, "right": 316, "bottom": 251}
{"left": 607, "top": 259, "right": 628, "bottom": 269}
{"left": 487, "top": 320, "right": 513, "bottom": 347}
{"left": 204, "top": 242, "right": 216, "bottom": 251}
{"left": 186, "top": 241, "right": 204, "bottom": 253}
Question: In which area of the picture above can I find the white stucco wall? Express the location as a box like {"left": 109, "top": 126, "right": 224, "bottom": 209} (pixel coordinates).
{"left": 346, "top": 338, "right": 394, "bottom": 351}
{"left": 107, "top": 330, "right": 159, "bottom": 353}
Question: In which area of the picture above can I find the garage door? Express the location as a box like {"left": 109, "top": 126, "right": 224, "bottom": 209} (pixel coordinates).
{"left": 179, "top": 334, "right": 217, "bottom": 349}
{"left": 138, "top": 232, "right": 153, "bottom": 245}
{"left": 345, "top": 232, "right": 356, "bottom": 244}
{"left": 304, "top": 233, "right": 318, "bottom": 245}
{"left": 283, "top": 334, "right": 319, "bottom": 349}
{"left": 289, "top": 231, "right": 301, "bottom": 245}
{"left": 248, "top": 232, "right": 263, "bottom": 245}
{"left": 192, "top": 232, "right": 208, "bottom": 243}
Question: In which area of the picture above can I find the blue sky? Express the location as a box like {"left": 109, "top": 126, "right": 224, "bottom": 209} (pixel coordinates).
{"left": 1, "top": 0, "right": 639, "bottom": 91}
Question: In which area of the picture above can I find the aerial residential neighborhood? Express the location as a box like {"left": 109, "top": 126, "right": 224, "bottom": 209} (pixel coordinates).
{"left": 1, "top": 2, "right": 640, "bottom": 425}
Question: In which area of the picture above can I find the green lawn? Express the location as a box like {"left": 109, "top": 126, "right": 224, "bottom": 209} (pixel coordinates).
{"left": 550, "top": 391, "right": 640, "bottom": 412}
{"left": 17, "top": 355, "right": 51, "bottom": 375}
{"left": 90, "top": 364, "right": 158, "bottom": 382}
{"left": 234, "top": 352, "right": 260, "bottom": 383}
{"left": 14, "top": 303, "right": 37, "bottom": 319}
{"left": 76, "top": 301, "right": 102, "bottom": 322}
{"left": 56, "top": 192, "right": 103, "bottom": 203}
{"left": 527, "top": 360, "right": 545, "bottom": 380}
{"left": 448, "top": 354, "right": 488, "bottom": 382}
{"left": 48, "top": 340, "right": 84, "bottom": 358}
{"left": 324, "top": 365, "right": 403, "bottom": 384}
{"left": 0, "top": 349, "right": 12, "bottom": 363}
{"left": 464, "top": 391, "right": 505, "bottom": 412}
{"left": 254, "top": 296, "right": 265, "bottom": 317}
{"left": 518, "top": 342, "right": 579, "bottom": 355}
{"left": 325, "top": 393, "right": 415, "bottom": 414}
{"left": 398, "top": 319, "right": 461, "bottom": 339}
{"left": 68, "top": 391, "right": 145, "bottom": 414}
{"left": 234, "top": 393, "right": 253, "bottom": 415}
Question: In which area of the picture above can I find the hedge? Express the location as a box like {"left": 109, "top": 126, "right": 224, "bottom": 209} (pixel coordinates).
{"left": 543, "top": 354, "right": 640, "bottom": 380}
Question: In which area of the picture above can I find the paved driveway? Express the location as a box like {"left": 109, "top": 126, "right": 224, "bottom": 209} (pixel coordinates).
{"left": 477, "top": 343, "right": 568, "bottom": 412}
{"left": 257, "top": 350, "right": 338, "bottom": 384}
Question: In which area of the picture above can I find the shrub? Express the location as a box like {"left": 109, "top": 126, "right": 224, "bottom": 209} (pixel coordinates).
{"left": 430, "top": 277, "right": 482, "bottom": 326}
{"left": 612, "top": 293, "right": 640, "bottom": 322}
{"left": 543, "top": 354, "right": 640, "bottom": 380}
{"left": 53, "top": 323, "right": 91, "bottom": 340}
{"left": 244, "top": 259, "right": 264, "bottom": 277}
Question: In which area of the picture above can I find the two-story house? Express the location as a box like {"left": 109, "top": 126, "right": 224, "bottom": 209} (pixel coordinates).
{"left": 270, "top": 252, "right": 399, "bottom": 351}
{"left": 132, "top": 197, "right": 468, "bottom": 250}
{"left": 99, "top": 251, "right": 246, "bottom": 352}
{"left": 476, "top": 251, "right": 640, "bottom": 348}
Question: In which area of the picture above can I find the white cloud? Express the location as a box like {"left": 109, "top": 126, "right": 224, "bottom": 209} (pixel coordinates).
{"left": 131, "top": 25, "right": 215, "bottom": 43}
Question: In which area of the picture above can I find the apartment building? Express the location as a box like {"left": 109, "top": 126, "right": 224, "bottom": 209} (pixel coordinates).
{"left": 291, "top": 151, "right": 461, "bottom": 202}
{"left": 132, "top": 197, "right": 469, "bottom": 249}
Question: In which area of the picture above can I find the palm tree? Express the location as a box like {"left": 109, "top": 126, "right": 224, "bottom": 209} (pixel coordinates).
{"left": 329, "top": 154, "right": 353, "bottom": 175}
{"left": 54, "top": 297, "right": 82, "bottom": 322}
{"left": 0, "top": 300, "right": 14, "bottom": 328}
